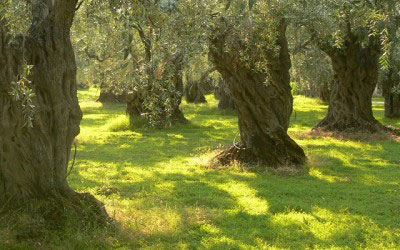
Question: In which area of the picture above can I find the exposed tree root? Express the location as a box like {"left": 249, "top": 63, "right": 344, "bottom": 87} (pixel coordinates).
{"left": 210, "top": 142, "right": 306, "bottom": 170}
{"left": 309, "top": 124, "right": 400, "bottom": 141}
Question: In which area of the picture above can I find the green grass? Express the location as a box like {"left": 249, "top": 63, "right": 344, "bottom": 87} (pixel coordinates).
{"left": 5, "top": 88, "right": 400, "bottom": 249}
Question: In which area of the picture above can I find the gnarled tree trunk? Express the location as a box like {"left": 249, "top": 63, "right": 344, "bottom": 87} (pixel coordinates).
{"left": 215, "top": 77, "right": 235, "bottom": 110}
{"left": 382, "top": 64, "right": 400, "bottom": 119}
{"left": 169, "top": 54, "right": 187, "bottom": 123}
{"left": 315, "top": 33, "right": 382, "bottom": 132}
{"left": 185, "top": 74, "right": 207, "bottom": 103}
{"left": 209, "top": 19, "right": 306, "bottom": 167}
{"left": 0, "top": 1, "right": 107, "bottom": 221}
{"left": 184, "top": 67, "right": 215, "bottom": 104}
{"left": 319, "top": 80, "right": 332, "bottom": 103}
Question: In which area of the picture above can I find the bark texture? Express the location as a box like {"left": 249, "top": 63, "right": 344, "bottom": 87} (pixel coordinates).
{"left": 185, "top": 75, "right": 207, "bottom": 104}
{"left": 215, "top": 77, "right": 235, "bottom": 110}
{"left": 0, "top": 1, "right": 107, "bottom": 221}
{"left": 185, "top": 67, "right": 215, "bottom": 104}
{"left": 209, "top": 19, "right": 306, "bottom": 167}
{"left": 314, "top": 26, "right": 382, "bottom": 132}
{"left": 382, "top": 63, "right": 400, "bottom": 119}
{"left": 319, "top": 81, "right": 332, "bottom": 103}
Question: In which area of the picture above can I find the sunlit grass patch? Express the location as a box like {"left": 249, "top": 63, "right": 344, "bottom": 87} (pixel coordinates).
{"left": 104, "top": 115, "right": 131, "bottom": 132}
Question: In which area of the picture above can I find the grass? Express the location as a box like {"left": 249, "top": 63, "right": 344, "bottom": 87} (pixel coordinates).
{"left": 3, "top": 88, "right": 400, "bottom": 249}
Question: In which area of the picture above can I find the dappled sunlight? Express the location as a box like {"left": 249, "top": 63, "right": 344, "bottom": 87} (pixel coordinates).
{"left": 217, "top": 181, "right": 270, "bottom": 215}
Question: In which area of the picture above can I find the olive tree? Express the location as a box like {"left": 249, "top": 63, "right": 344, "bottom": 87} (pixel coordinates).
{"left": 209, "top": 1, "right": 306, "bottom": 166}
{"left": 296, "top": 0, "right": 395, "bottom": 132}
{"left": 381, "top": 1, "right": 400, "bottom": 118}
{"left": 0, "top": 0, "right": 107, "bottom": 221}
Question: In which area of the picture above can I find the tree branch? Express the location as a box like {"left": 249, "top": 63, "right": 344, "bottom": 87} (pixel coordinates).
{"left": 133, "top": 23, "right": 152, "bottom": 62}
{"left": 76, "top": 0, "right": 84, "bottom": 11}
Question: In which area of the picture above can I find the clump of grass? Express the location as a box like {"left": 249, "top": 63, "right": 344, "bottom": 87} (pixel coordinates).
{"left": 104, "top": 115, "right": 130, "bottom": 132}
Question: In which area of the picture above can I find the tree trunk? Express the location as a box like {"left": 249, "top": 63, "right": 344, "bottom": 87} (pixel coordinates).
{"left": 185, "top": 75, "right": 207, "bottom": 104}
{"left": 382, "top": 64, "right": 400, "bottom": 119}
{"left": 169, "top": 54, "right": 187, "bottom": 123}
{"left": 126, "top": 54, "right": 187, "bottom": 127}
{"left": 315, "top": 37, "right": 382, "bottom": 132}
{"left": 209, "top": 19, "right": 306, "bottom": 167}
{"left": 0, "top": 1, "right": 107, "bottom": 221}
{"left": 215, "top": 77, "right": 235, "bottom": 110}
{"left": 184, "top": 67, "right": 215, "bottom": 104}
{"left": 319, "top": 80, "right": 332, "bottom": 103}
{"left": 97, "top": 82, "right": 128, "bottom": 103}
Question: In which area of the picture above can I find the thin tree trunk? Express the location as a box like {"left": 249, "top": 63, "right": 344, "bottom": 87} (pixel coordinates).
{"left": 0, "top": 1, "right": 107, "bottom": 221}
{"left": 209, "top": 19, "right": 306, "bottom": 167}
{"left": 169, "top": 54, "right": 187, "bottom": 123}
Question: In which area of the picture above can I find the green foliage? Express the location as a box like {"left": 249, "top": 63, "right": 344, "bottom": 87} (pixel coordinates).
{"left": 9, "top": 63, "right": 35, "bottom": 128}
{"left": 289, "top": 24, "right": 333, "bottom": 98}
{"left": 0, "top": 0, "right": 30, "bottom": 34}
{"left": 290, "top": 82, "right": 300, "bottom": 96}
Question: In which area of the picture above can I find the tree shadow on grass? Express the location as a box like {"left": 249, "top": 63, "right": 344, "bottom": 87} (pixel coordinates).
{"left": 75, "top": 122, "right": 237, "bottom": 169}
{"left": 114, "top": 172, "right": 326, "bottom": 249}
{"left": 70, "top": 137, "right": 400, "bottom": 249}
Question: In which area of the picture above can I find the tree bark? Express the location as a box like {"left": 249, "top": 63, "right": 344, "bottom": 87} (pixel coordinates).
{"left": 215, "top": 77, "right": 235, "bottom": 110}
{"left": 97, "top": 82, "right": 128, "bottom": 103}
{"left": 315, "top": 37, "right": 382, "bottom": 132}
{"left": 209, "top": 19, "right": 306, "bottom": 167}
{"left": 0, "top": 1, "right": 107, "bottom": 221}
{"left": 184, "top": 69, "right": 216, "bottom": 104}
{"left": 383, "top": 67, "right": 400, "bottom": 118}
{"left": 319, "top": 80, "right": 332, "bottom": 103}
{"left": 185, "top": 74, "right": 207, "bottom": 103}
{"left": 169, "top": 54, "right": 187, "bottom": 123}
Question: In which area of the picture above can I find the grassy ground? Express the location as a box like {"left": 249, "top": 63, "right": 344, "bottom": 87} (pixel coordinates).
{"left": 4, "top": 88, "right": 399, "bottom": 249}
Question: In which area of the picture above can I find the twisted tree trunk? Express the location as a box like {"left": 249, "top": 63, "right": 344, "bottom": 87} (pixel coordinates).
{"left": 209, "top": 19, "right": 306, "bottom": 167}
{"left": 185, "top": 74, "right": 207, "bottom": 103}
{"left": 314, "top": 28, "right": 383, "bottom": 132}
{"left": 169, "top": 54, "right": 187, "bottom": 123}
{"left": 215, "top": 77, "right": 235, "bottom": 110}
{"left": 383, "top": 71, "right": 400, "bottom": 119}
{"left": 382, "top": 61, "right": 400, "bottom": 119}
{"left": 319, "top": 80, "right": 332, "bottom": 103}
{"left": 185, "top": 67, "right": 215, "bottom": 104}
{"left": 0, "top": 1, "right": 107, "bottom": 221}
